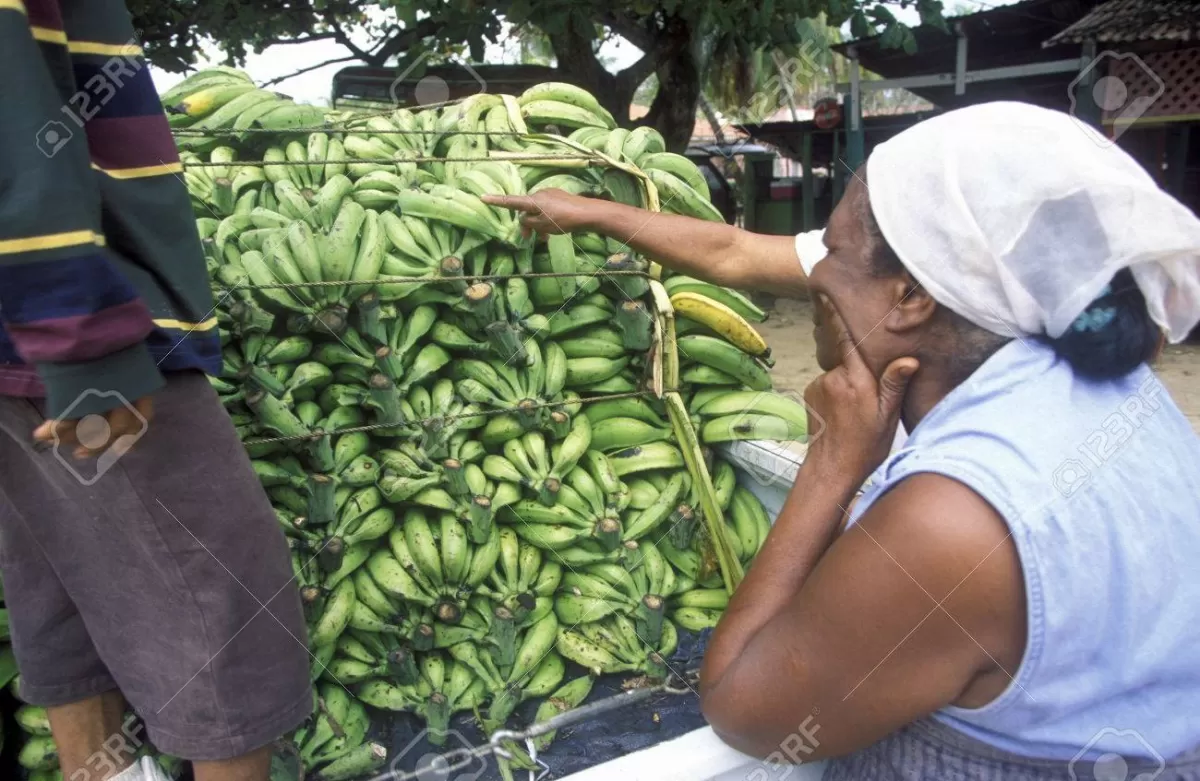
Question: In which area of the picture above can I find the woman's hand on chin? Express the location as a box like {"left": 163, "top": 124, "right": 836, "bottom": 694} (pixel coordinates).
{"left": 802, "top": 309, "right": 918, "bottom": 490}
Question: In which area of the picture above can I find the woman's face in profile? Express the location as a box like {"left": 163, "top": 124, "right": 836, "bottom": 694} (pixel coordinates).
{"left": 807, "top": 173, "right": 923, "bottom": 376}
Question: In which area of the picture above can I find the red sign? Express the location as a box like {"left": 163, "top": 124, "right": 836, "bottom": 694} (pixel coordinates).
{"left": 814, "top": 98, "right": 842, "bottom": 129}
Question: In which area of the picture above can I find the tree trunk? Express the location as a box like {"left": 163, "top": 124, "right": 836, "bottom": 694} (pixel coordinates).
{"left": 697, "top": 93, "right": 725, "bottom": 145}
{"left": 643, "top": 16, "right": 702, "bottom": 152}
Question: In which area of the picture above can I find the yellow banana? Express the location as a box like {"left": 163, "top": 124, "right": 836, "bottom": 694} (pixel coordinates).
{"left": 670, "top": 291, "right": 768, "bottom": 357}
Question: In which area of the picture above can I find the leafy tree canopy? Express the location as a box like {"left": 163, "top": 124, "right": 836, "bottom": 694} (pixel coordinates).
{"left": 129, "top": 0, "right": 946, "bottom": 149}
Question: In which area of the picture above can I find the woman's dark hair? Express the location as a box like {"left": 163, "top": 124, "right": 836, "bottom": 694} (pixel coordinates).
{"left": 1045, "top": 268, "right": 1161, "bottom": 380}
{"left": 857, "top": 182, "right": 1160, "bottom": 381}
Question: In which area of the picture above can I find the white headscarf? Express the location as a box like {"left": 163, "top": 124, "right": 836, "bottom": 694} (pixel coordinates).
{"left": 796, "top": 102, "right": 1200, "bottom": 343}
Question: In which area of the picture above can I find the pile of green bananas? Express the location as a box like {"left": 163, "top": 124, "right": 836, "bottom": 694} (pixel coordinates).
{"left": 175, "top": 70, "right": 809, "bottom": 778}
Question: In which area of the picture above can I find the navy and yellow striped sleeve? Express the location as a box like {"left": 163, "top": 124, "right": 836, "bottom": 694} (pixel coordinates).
{"left": 0, "top": 0, "right": 163, "bottom": 417}
{"left": 63, "top": 0, "right": 221, "bottom": 388}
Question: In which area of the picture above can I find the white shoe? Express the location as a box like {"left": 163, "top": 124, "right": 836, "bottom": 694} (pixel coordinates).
{"left": 108, "top": 756, "right": 174, "bottom": 781}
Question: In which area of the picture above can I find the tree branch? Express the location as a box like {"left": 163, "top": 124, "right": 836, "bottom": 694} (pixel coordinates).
{"left": 597, "top": 11, "right": 654, "bottom": 50}
{"left": 369, "top": 17, "right": 444, "bottom": 66}
{"left": 324, "top": 15, "right": 372, "bottom": 62}
{"left": 260, "top": 55, "right": 358, "bottom": 87}
{"left": 265, "top": 32, "right": 339, "bottom": 45}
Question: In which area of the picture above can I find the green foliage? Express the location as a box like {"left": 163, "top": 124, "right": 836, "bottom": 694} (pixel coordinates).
{"left": 128, "top": 0, "right": 940, "bottom": 147}
{"left": 130, "top": 0, "right": 934, "bottom": 74}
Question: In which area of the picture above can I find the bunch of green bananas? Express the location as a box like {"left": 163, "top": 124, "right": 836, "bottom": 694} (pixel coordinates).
{"left": 175, "top": 71, "right": 811, "bottom": 773}
{"left": 293, "top": 684, "right": 388, "bottom": 780}
{"left": 163, "top": 67, "right": 325, "bottom": 153}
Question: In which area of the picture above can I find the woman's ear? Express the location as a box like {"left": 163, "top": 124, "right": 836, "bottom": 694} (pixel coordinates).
{"left": 888, "top": 277, "right": 937, "bottom": 333}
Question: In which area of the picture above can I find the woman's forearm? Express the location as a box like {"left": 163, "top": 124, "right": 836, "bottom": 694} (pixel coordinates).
{"left": 582, "top": 201, "right": 808, "bottom": 294}
{"left": 583, "top": 201, "right": 742, "bottom": 280}
{"left": 700, "top": 462, "right": 859, "bottom": 699}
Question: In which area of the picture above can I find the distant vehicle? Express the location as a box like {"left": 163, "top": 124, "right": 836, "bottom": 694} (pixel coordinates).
{"left": 685, "top": 143, "right": 776, "bottom": 226}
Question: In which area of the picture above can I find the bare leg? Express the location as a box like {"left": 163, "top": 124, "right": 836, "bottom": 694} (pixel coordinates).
{"left": 193, "top": 744, "right": 273, "bottom": 781}
{"left": 47, "top": 691, "right": 134, "bottom": 780}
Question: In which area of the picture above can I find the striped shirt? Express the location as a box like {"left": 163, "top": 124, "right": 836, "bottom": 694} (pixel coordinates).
{"left": 0, "top": 0, "right": 219, "bottom": 418}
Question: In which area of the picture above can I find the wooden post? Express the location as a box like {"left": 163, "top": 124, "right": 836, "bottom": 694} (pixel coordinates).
{"left": 801, "top": 131, "right": 815, "bottom": 231}
{"left": 847, "top": 46, "right": 865, "bottom": 173}
{"left": 1075, "top": 39, "right": 1103, "bottom": 128}
{"left": 1166, "top": 124, "right": 1190, "bottom": 198}
{"left": 832, "top": 127, "right": 843, "bottom": 204}
{"left": 955, "top": 23, "right": 968, "bottom": 96}
{"left": 742, "top": 153, "right": 758, "bottom": 231}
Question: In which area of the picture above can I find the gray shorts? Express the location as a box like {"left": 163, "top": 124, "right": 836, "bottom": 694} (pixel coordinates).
{"left": 0, "top": 371, "right": 312, "bottom": 761}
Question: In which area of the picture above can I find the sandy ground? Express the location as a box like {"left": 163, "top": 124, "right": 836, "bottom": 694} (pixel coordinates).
{"left": 759, "top": 297, "right": 1200, "bottom": 435}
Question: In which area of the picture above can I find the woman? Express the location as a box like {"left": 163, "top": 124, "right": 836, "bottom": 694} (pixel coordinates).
{"left": 486, "top": 102, "right": 1200, "bottom": 779}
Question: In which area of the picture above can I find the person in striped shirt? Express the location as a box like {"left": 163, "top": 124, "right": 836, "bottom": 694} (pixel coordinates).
{"left": 0, "top": 2, "right": 311, "bottom": 779}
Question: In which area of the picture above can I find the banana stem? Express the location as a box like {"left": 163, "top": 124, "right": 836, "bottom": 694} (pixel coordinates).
{"left": 434, "top": 600, "right": 462, "bottom": 625}
{"left": 642, "top": 651, "right": 668, "bottom": 680}
{"left": 464, "top": 282, "right": 498, "bottom": 325}
{"left": 606, "top": 254, "right": 650, "bottom": 300}
{"left": 367, "top": 373, "right": 404, "bottom": 425}
{"left": 374, "top": 345, "right": 406, "bottom": 383}
{"left": 595, "top": 517, "right": 622, "bottom": 551}
{"left": 306, "top": 429, "right": 335, "bottom": 473}
{"left": 307, "top": 474, "right": 337, "bottom": 527}
{"left": 410, "top": 623, "right": 436, "bottom": 651}
{"left": 355, "top": 291, "right": 386, "bottom": 345}
{"left": 237, "top": 363, "right": 287, "bottom": 399}
{"left": 300, "top": 585, "right": 326, "bottom": 623}
{"left": 229, "top": 300, "right": 275, "bottom": 335}
{"left": 466, "top": 495, "right": 493, "bottom": 544}
{"left": 442, "top": 459, "right": 468, "bottom": 496}
{"left": 285, "top": 313, "right": 314, "bottom": 334}
{"left": 487, "top": 684, "right": 521, "bottom": 730}
{"left": 424, "top": 692, "right": 452, "bottom": 747}
{"left": 537, "top": 478, "right": 560, "bottom": 507}
{"left": 387, "top": 647, "right": 419, "bottom": 686}
{"left": 314, "top": 305, "right": 349, "bottom": 336}
{"left": 636, "top": 594, "right": 665, "bottom": 648}
{"left": 516, "top": 398, "right": 542, "bottom": 431}
{"left": 420, "top": 422, "right": 451, "bottom": 462}
{"left": 486, "top": 321, "right": 527, "bottom": 365}
{"left": 668, "top": 504, "right": 698, "bottom": 550}
{"left": 546, "top": 410, "right": 571, "bottom": 440}
{"left": 491, "top": 605, "right": 517, "bottom": 671}
{"left": 439, "top": 256, "right": 467, "bottom": 294}
{"left": 621, "top": 539, "right": 643, "bottom": 570}
{"left": 664, "top": 393, "right": 742, "bottom": 593}
{"left": 318, "top": 536, "right": 345, "bottom": 573}
{"left": 615, "top": 300, "right": 653, "bottom": 351}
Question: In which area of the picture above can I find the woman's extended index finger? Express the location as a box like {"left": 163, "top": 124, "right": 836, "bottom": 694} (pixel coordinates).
{"left": 481, "top": 193, "right": 538, "bottom": 213}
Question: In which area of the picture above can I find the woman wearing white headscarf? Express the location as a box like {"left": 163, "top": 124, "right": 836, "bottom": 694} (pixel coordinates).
{"left": 485, "top": 102, "right": 1200, "bottom": 779}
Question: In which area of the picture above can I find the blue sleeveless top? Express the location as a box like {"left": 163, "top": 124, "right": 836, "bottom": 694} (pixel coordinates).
{"left": 847, "top": 340, "right": 1200, "bottom": 762}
